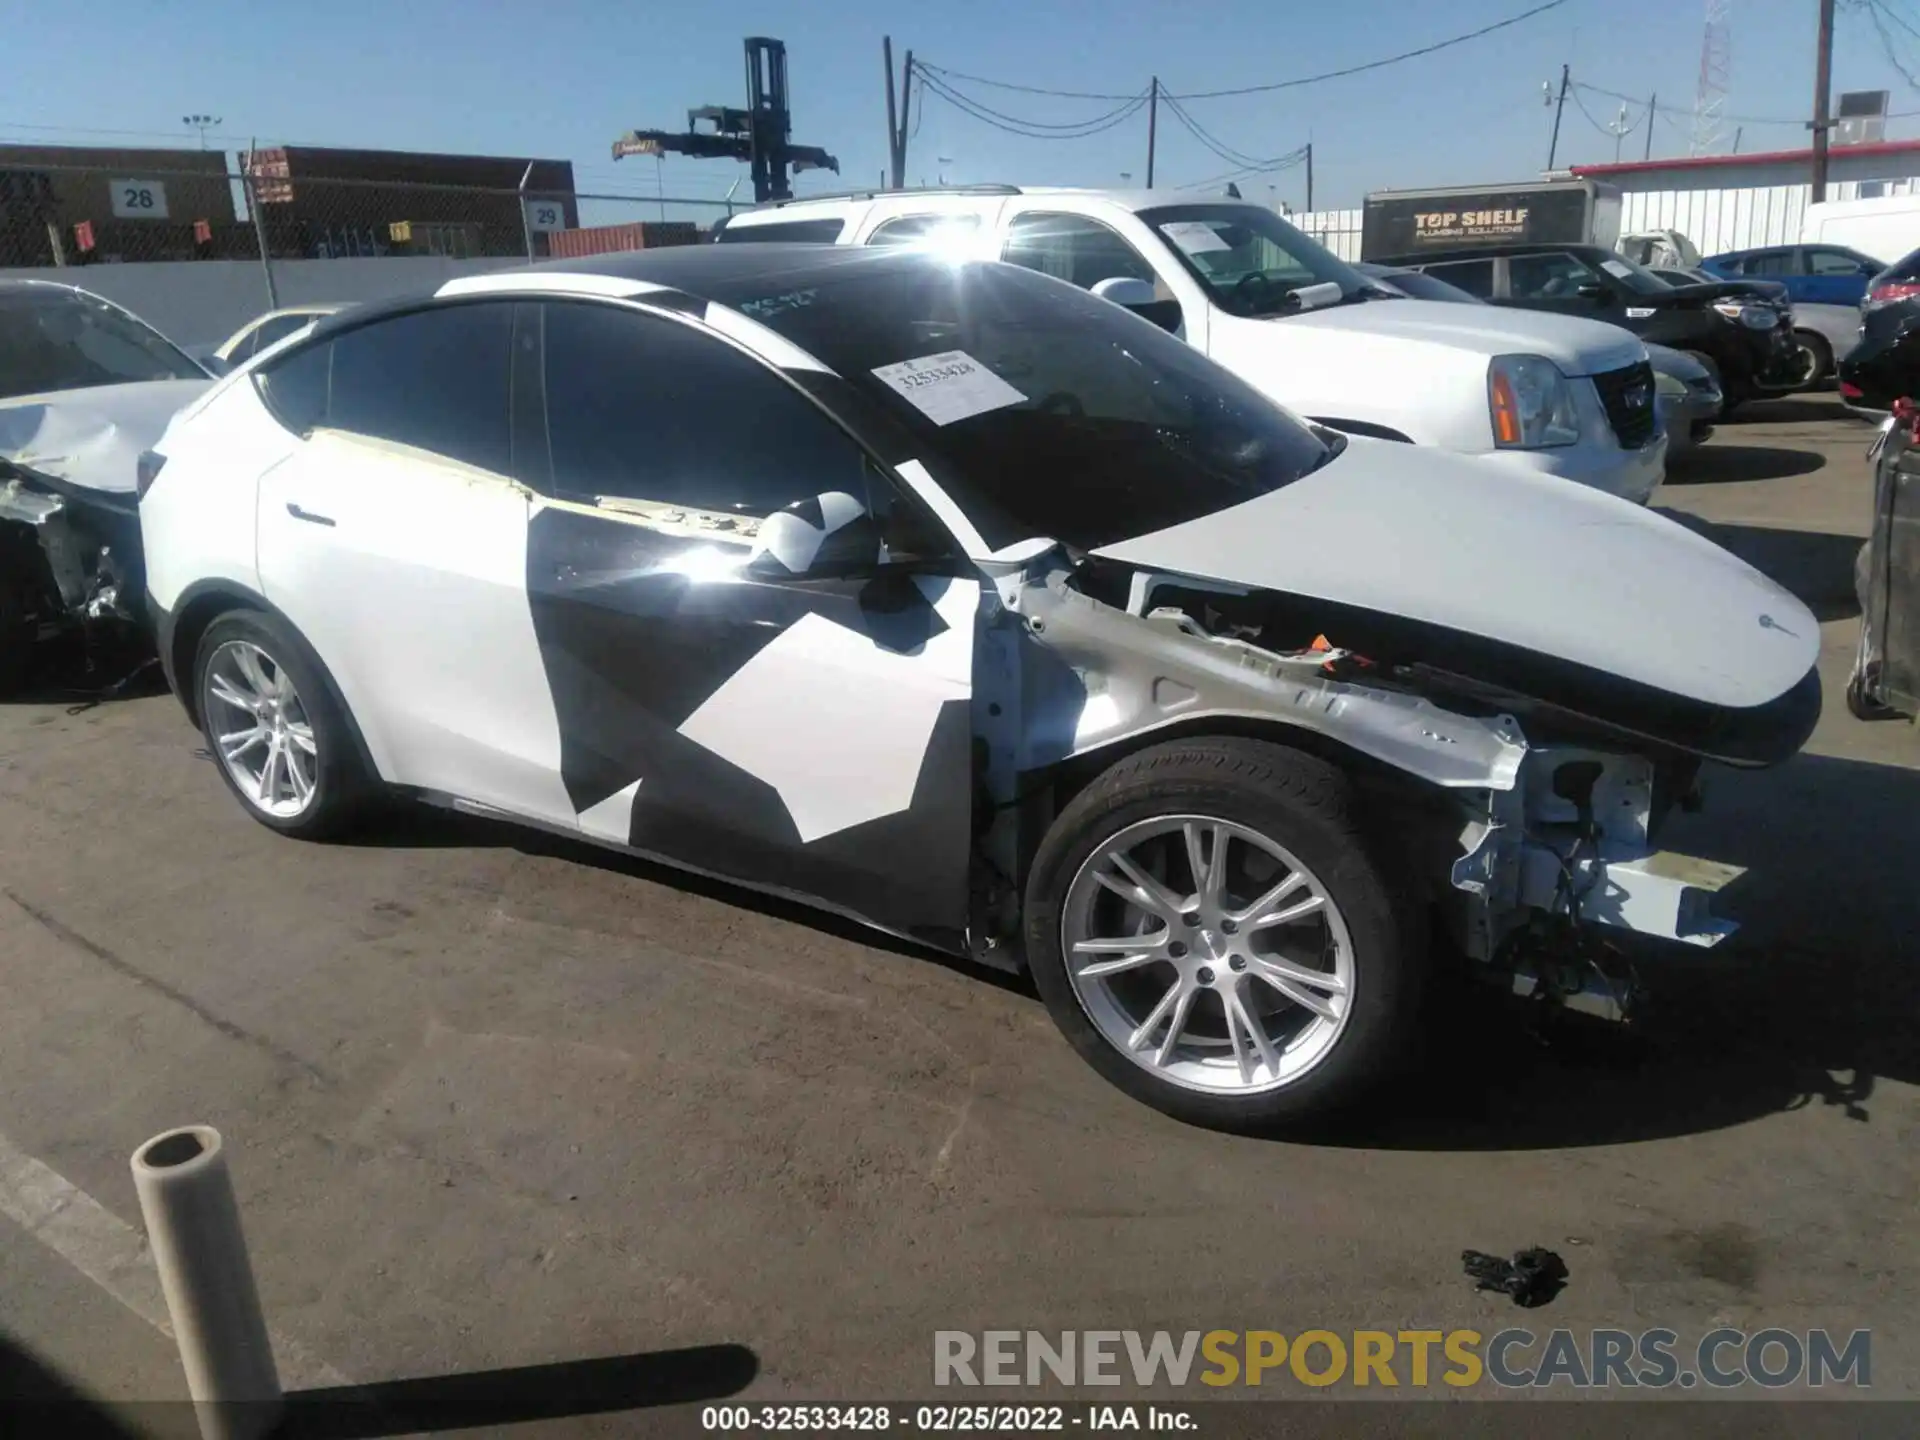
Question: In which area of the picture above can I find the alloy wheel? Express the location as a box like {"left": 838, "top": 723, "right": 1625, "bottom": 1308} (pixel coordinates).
{"left": 1060, "top": 815, "right": 1355, "bottom": 1095}
{"left": 204, "top": 639, "right": 319, "bottom": 819}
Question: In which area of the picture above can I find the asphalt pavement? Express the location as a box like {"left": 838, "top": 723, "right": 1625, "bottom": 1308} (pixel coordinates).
{"left": 0, "top": 394, "right": 1914, "bottom": 1436}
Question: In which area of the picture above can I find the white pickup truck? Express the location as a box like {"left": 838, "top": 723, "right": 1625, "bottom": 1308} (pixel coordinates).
{"left": 718, "top": 187, "right": 1667, "bottom": 503}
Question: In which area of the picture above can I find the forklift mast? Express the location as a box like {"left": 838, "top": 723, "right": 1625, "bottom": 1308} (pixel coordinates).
{"left": 611, "top": 35, "right": 838, "bottom": 205}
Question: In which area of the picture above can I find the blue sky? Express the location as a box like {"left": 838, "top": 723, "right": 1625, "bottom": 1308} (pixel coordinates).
{"left": 7, "top": 0, "right": 1920, "bottom": 213}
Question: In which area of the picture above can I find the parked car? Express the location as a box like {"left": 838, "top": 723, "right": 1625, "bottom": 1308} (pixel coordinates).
{"left": 1701, "top": 244, "right": 1884, "bottom": 308}
{"left": 142, "top": 246, "right": 1821, "bottom": 1130}
{"left": 1838, "top": 302, "right": 1920, "bottom": 415}
{"left": 204, "top": 304, "right": 345, "bottom": 374}
{"left": 0, "top": 279, "right": 210, "bottom": 691}
{"left": 1374, "top": 241, "right": 1802, "bottom": 410}
{"left": 1840, "top": 246, "right": 1920, "bottom": 416}
{"left": 1355, "top": 262, "right": 1721, "bottom": 453}
{"left": 715, "top": 187, "right": 1667, "bottom": 505}
{"left": 1652, "top": 266, "right": 1855, "bottom": 387}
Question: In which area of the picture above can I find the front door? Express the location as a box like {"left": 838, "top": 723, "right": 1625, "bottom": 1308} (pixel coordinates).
{"left": 517, "top": 298, "right": 980, "bottom": 941}
{"left": 1502, "top": 250, "right": 1626, "bottom": 324}
{"left": 253, "top": 299, "right": 581, "bottom": 829}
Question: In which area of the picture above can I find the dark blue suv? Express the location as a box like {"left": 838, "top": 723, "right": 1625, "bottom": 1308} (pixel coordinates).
{"left": 1701, "top": 244, "right": 1886, "bottom": 306}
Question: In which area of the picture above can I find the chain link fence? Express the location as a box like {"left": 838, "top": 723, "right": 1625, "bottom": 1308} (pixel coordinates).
{"left": 0, "top": 159, "right": 747, "bottom": 269}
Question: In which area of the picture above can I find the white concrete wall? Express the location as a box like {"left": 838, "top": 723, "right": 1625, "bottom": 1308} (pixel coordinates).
{"left": 0, "top": 256, "right": 527, "bottom": 346}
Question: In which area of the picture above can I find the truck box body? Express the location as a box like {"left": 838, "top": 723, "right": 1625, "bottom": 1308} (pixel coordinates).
{"left": 1800, "top": 195, "right": 1920, "bottom": 266}
{"left": 1361, "top": 180, "right": 1623, "bottom": 262}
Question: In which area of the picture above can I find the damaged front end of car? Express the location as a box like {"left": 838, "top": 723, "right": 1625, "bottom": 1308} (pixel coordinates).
{"left": 0, "top": 459, "right": 148, "bottom": 692}
{"left": 968, "top": 550, "right": 1812, "bottom": 1023}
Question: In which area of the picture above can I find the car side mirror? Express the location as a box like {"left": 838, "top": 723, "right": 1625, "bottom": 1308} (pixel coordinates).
{"left": 747, "top": 491, "right": 884, "bottom": 578}
{"left": 1575, "top": 282, "right": 1613, "bottom": 304}
{"left": 199, "top": 354, "right": 231, "bottom": 377}
{"left": 1091, "top": 276, "right": 1183, "bottom": 333}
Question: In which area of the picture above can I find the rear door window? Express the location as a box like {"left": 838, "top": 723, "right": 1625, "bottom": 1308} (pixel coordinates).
{"left": 1001, "top": 212, "right": 1159, "bottom": 290}
{"left": 867, "top": 213, "right": 980, "bottom": 247}
{"left": 1416, "top": 258, "right": 1495, "bottom": 298}
{"left": 715, "top": 216, "right": 846, "bottom": 244}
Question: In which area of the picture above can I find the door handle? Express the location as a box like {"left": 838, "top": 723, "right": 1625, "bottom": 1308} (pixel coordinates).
{"left": 286, "top": 503, "right": 336, "bottom": 527}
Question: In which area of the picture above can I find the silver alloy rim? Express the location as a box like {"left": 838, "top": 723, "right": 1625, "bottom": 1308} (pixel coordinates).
{"left": 204, "top": 640, "right": 318, "bottom": 819}
{"left": 1794, "top": 339, "right": 1822, "bottom": 387}
{"left": 1061, "top": 815, "right": 1356, "bottom": 1095}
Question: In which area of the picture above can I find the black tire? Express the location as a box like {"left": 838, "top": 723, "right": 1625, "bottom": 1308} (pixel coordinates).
{"left": 0, "top": 572, "right": 30, "bottom": 698}
{"left": 1792, "top": 330, "right": 1833, "bottom": 389}
{"left": 192, "top": 608, "right": 371, "bottom": 839}
{"left": 1686, "top": 351, "right": 1739, "bottom": 414}
{"left": 1023, "top": 736, "right": 1425, "bottom": 1133}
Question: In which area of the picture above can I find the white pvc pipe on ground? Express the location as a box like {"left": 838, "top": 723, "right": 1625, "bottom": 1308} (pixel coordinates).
{"left": 130, "top": 1125, "right": 284, "bottom": 1440}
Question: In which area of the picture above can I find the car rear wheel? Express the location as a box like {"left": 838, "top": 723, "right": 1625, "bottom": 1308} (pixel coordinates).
{"left": 1023, "top": 737, "right": 1424, "bottom": 1132}
{"left": 193, "top": 610, "right": 368, "bottom": 839}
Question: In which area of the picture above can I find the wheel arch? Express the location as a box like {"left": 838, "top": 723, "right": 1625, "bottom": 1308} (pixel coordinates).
{"left": 166, "top": 579, "right": 382, "bottom": 784}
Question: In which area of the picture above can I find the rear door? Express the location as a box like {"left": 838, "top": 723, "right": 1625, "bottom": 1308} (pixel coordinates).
{"left": 995, "top": 206, "right": 1208, "bottom": 346}
{"left": 253, "top": 300, "right": 580, "bottom": 828}
{"left": 517, "top": 298, "right": 980, "bottom": 941}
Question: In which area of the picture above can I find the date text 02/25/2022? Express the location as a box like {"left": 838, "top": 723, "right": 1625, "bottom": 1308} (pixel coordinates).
{"left": 701, "top": 1404, "right": 1197, "bottom": 1431}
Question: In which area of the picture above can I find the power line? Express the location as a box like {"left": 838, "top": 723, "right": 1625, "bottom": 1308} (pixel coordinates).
{"left": 1158, "top": 93, "right": 1276, "bottom": 169}
{"left": 1569, "top": 88, "right": 1642, "bottom": 139}
{"left": 1167, "top": 0, "right": 1574, "bottom": 99}
{"left": 1177, "top": 148, "right": 1311, "bottom": 193}
{"left": 914, "top": 68, "right": 1151, "bottom": 139}
{"left": 915, "top": 0, "right": 1575, "bottom": 106}
{"left": 914, "top": 68, "right": 1149, "bottom": 132}
{"left": 913, "top": 61, "right": 1137, "bottom": 102}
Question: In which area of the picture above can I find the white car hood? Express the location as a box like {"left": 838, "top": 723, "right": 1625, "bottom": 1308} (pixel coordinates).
{"left": 1268, "top": 298, "right": 1647, "bottom": 376}
{"left": 0, "top": 379, "right": 209, "bottom": 495}
{"left": 1093, "top": 436, "right": 1818, "bottom": 711}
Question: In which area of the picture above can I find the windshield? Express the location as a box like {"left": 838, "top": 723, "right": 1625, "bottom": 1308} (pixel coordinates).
{"left": 1138, "top": 204, "right": 1379, "bottom": 318}
{"left": 1592, "top": 252, "right": 1675, "bottom": 296}
{"left": 0, "top": 286, "right": 205, "bottom": 401}
{"left": 718, "top": 257, "right": 1336, "bottom": 553}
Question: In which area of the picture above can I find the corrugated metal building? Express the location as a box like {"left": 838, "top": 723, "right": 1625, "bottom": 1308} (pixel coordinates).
{"left": 1292, "top": 140, "right": 1920, "bottom": 262}
{"left": 241, "top": 147, "right": 578, "bottom": 260}
{"left": 0, "top": 144, "right": 242, "bottom": 265}
{"left": 1569, "top": 140, "right": 1920, "bottom": 255}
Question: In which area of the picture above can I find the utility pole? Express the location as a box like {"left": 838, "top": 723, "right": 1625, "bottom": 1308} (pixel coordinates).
{"left": 1546, "top": 64, "right": 1570, "bottom": 169}
{"left": 1812, "top": 0, "right": 1836, "bottom": 201}
{"left": 1644, "top": 92, "right": 1657, "bottom": 160}
{"left": 884, "top": 37, "right": 900, "bottom": 190}
{"left": 1305, "top": 141, "right": 1314, "bottom": 212}
{"left": 1145, "top": 78, "right": 1159, "bottom": 187}
{"left": 898, "top": 50, "right": 915, "bottom": 190}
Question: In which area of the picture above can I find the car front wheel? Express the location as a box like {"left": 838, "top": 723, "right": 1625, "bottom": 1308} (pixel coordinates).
{"left": 1024, "top": 737, "right": 1424, "bottom": 1132}
{"left": 193, "top": 609, "right": 368, "bottom": 839}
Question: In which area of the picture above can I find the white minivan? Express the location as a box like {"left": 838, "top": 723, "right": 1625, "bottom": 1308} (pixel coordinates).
{"left": 717, "top": 186, "right": 1668, "bottom": 503}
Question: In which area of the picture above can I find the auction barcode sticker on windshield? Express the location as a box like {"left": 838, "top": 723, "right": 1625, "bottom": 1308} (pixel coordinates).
{"left": 1160, "top": 220, "right": 1232, "bottom": 255}
{"left": 871, "top": 351, "right": 1027, "bottom": 426}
